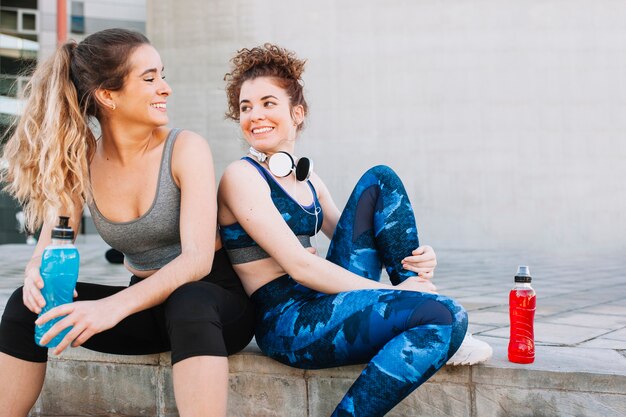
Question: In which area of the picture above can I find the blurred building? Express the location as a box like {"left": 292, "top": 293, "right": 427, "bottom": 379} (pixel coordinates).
{"left": 0, "top": 0, "right": 38, "bottom": 137}
{"left": 1, "top": 0, "right": 145, "bottom": 134}
{"left": 0, "top": 0, "right": 39, "bottom": 243}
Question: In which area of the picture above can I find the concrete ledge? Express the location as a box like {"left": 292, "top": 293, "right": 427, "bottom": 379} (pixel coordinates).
{"left": 29, "top": 338, "right": 626, "bottom": 417}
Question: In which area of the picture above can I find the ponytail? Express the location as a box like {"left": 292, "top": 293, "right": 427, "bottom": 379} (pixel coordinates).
{"left": 1, "top": 41, "right": 95, "bottom": 232}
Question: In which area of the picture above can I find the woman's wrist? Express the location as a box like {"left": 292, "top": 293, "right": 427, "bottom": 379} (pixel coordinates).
{"left": 25, "top": 256, "right": 41, "bottom": 274}
{"left": 102, "top": 294, "right": 130, "bottom": 324}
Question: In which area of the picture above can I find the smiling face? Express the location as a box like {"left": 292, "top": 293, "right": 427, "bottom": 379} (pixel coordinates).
{"left": 239, "top": 76, "right": 304, "bottom": 154}
{"left": 108, "top": 44, "right": 171, "bottom": 128}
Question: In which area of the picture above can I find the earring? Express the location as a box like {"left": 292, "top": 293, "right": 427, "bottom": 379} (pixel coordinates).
{"left": 110, "top": 103, "right": 116, "bottom": 110}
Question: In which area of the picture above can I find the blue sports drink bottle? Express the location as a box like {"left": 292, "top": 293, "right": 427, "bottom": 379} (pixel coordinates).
{"left": 35, "top": 216, "right": 80, "bottom": 348}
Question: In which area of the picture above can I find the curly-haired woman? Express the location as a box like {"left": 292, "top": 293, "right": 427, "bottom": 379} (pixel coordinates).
{"left": 217, "top": 43, "right": 485, "bottom": 416}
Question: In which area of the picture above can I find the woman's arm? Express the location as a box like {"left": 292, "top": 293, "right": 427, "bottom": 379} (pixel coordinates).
{"left": 38, "top": 131, "right": 218, "bottom": 353}
{"left": 219, "top": 162, "right": 434, "bottom": 295}
{"left": 105, "top": 130, "right": 217, "bottom": 313}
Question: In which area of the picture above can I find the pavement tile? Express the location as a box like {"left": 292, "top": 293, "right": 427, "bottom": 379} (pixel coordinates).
{"left": 541, "top": 313, "right": 626, "bottom": 329}
{"left": 578, "top": 338, "right": 626, "bottom": 350}
{"left": 599, "top": 328, "right": 626, "bottom": 342}
{"left": 584, "top": 303, "right": 626, "bottom": 316}
{"left": 533, "top": 322, "right": 617, "bottom": 345}
{"left": 539, "top": 287, "right": 577, "bottom": 296}
{"left": 478, "top": 305, "right": 509, "bottom": 313}
{"left": 453, "top": 301, "right": 501, "bottom": 311}
{"left": 467, "top": 323, "right": 499, "bottom": 334}
{"left": 551, "top": 291, "right": 625, "bottom": 306}
{"left": 532, "top": 323, "right": 617, "bottom": 345}
{"left": 481, "top": 322, "right": 613, "bottom": 345}
{"left": 454, "top": 294, "right": 508, "bottom": 305}
{"left": 436, "top": 286, "right": 489, "bottom": 296}
{"left": 467, "top": 310, "right": 510, "bottom": 326}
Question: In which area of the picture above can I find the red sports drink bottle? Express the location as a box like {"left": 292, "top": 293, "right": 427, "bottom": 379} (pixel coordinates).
{"left": 508, "top": 265, "right": 536, "bottom": 364}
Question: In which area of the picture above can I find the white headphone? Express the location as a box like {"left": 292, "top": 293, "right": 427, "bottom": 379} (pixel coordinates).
{"left": 248, "top": 147, "right": 313, "bottom": 181}
{"left": 248, "top": 146, "right": 321, "bottom": 251}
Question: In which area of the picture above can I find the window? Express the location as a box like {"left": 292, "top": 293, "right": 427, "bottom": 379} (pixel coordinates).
{"left": 71, "top": 2, "right": 85, "bottom": 34}
{"left": 0, "top": 10, "right": 18, "bottom": 31}
{"left": 21, "top": 11, "right": 36, "bottom": 31}
{"left": 0, "top": 7, "right": 38, "bottom": 35}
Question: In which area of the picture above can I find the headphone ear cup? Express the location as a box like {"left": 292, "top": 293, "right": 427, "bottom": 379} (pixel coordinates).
{"left": 295, "top": 157, "right": 313, "bottom": 181}
{"left": 268, "top": 152, "right": 295, "bottom": 177}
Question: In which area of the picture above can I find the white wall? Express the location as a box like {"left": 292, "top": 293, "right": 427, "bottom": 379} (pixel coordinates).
{"left": 149, "top": 0, "right": 626, "bottom": 255}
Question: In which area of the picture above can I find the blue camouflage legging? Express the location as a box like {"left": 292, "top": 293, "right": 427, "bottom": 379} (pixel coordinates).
{"left": 251, "top": 166, "right": 468, "bottom": 417}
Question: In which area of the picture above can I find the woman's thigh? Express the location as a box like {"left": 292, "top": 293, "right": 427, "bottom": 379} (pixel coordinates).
{"left": 164, "top": 279, "right": 255, "bottom": 358}
{"left": 256, "top": 288, "right": 454, "bottom": 368}
{"left": 78, "top": 282, "right": 171, "bottom": 355}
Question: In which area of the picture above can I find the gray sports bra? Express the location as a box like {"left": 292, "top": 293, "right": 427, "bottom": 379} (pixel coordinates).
{"left": 87, "top": 128, "right": 182, "bottom": 270}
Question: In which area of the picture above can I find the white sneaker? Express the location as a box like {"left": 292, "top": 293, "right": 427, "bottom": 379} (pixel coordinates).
{"left": 446, "top": 333, "right": 493, "bottom": 365}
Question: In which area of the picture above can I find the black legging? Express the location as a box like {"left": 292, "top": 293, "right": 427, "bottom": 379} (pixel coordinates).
{"left": 0, "top": 249, "right": 255, "bottom": 364}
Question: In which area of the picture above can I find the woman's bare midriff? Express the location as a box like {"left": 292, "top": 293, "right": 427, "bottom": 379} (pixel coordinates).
{"left": 124, "top": 262, "right": 157, "bottom": 278}
{"left": 232, "top": 257, "right": 290, "bottom": 296}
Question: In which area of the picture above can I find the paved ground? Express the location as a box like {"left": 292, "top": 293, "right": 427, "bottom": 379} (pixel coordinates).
{"left": 1, "top": 235, "right": 625, "bottom": 365}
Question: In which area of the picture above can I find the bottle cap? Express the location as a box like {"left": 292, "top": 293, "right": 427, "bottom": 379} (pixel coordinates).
{"left": 515, "top": 265, "right": 532, "bottom": 283}
{"left": 51, "top": 216, "right": 74, "bottom": 240}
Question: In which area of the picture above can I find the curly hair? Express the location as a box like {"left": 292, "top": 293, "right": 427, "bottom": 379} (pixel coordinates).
{"left": 224, "top": 43, "right": 308, "bottom": 131}
{"left": 0, "top": 28, "right": 149, "bottom": 232}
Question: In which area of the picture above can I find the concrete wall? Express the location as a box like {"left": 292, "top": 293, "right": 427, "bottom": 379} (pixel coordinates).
{"left": 149, "top": 0, "right": 626, "bottom": 255}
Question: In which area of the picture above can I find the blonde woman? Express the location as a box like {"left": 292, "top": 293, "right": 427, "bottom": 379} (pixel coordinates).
{"left": 0, "top": 29, "right": 254, "bottom": 417}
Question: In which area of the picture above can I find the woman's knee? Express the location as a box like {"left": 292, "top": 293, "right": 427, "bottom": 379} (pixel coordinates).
{"left": 433, "top": 295, "right": 467, "bottom": 326}
{"left": 364, "top": 164, "right": 394, "bottom": 177}
{"left": 406, "top": 294, "right": 467, "bottom": 335}
{"left": 6, "top": 286, "right": 24, "bottom": 307}
{"left": 407, "top": 298, "right": 454, "bottom": 328}
{"left": 0, "top": 287, "right": 47, "bottom": 363}
{"left": 405, "top": 294, "right": 468, "bottom": 359}
{"left": 355, "top": 165, "right": 397, "bottom": 187}
{"left": 434, "top": 295, "right": 468, "bottom": 354}
{"left": 2, "top": 287, "right": 35, "bottom": 321}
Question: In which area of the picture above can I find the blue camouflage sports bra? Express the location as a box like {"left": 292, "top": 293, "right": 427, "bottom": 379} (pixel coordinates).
{"left": 220, "top": 157, "right": 323, "bottom": 265}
